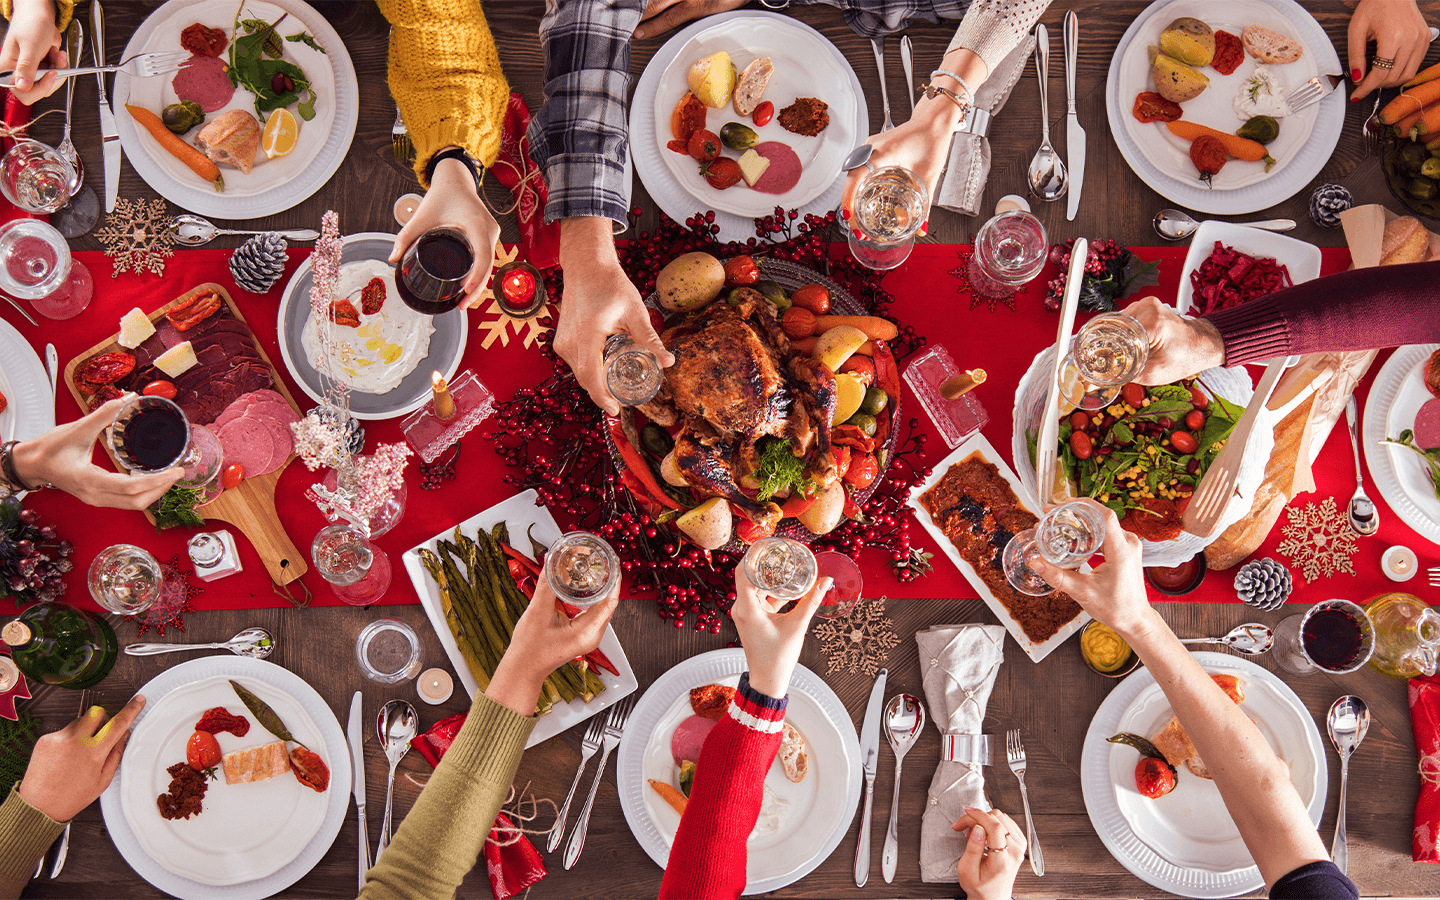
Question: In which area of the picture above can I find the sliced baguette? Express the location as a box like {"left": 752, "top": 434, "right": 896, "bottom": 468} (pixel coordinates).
{"left": 733, "top": 57, "right": 774, "bottom": 116}
{"left": 778, "top": 721, "right": 808, "bottom": 782}
{"left": 1241, "top": 25, "right": 1302, "bottom": 64}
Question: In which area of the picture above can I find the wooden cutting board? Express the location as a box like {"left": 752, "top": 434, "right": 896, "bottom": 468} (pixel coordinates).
{"left": 63, "top": 283, "right": 308, "bottom": 586}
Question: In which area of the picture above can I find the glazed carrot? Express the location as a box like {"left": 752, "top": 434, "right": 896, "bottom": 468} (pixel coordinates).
{"left": 1164, "top": 121, "right": 1269, "bottom": 162}
{"left": 648, "top": 780, "right": 688, "bottom": 816}
{"left": 790, "top": 335, "right": 875, "bottom": 356}
{"left": 125, "top": 105, "right": 223, "bottom": 191}
{"left": 810, "top": 316, "right": 898, "bottom": 341}
{"left": 1396, "top": 107, "right": 1427, "bottom": 138}
{"left": 1381, "top": 80, "right": 1440, "bottom": 124}
{"left": 1406, "top": 62, "right": 1440, "bottom": 89}
{"left": 1415, "top": 103, "right": 1440, "bottom": 136}
{"left": 1424, "top": 132, "right": 1440, "bottom": 149}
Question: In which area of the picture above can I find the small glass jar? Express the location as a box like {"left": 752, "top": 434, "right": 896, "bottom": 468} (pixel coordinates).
{"left": 312, "top": 525, "right": 393, "bottom": 606}
{"left": 355, "top": 618, "right": 422, "bottom": 684}
{"left": 187, "top": 530, "right": 243, "bottom": 582}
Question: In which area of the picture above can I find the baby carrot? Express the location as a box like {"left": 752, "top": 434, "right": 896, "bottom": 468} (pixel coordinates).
{"left": 648, "top": 779, "right": 688, "bottom": 816}
{"left": 1164, "top": 121, "right": 1269, "bottom": 162}
{"left": 809, "top": 315, "right": 898, "bottom": 341}
{"left": 1415, "top": 103, "right": 1440, "bottom": 136}
{"left": 125, "top": 104, "right": 223, "bottom": 191}
{"left": 1405, "top": 61, "right": 1440, "bottom": 89}
{"left": 1381, "top": 79, "right": 1440, "bottom": 125}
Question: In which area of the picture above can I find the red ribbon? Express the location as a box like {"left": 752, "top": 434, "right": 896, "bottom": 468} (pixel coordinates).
{"left": 491, "top": 93, "right": 561, "bottom": 271}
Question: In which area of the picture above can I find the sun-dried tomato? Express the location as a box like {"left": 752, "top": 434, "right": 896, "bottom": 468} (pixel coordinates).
{"left": 1212, "top": 30, "right": 1244, "bottom": 76}
{"left": 1188, "top": 134, "right": 1229, "bottom": 185}
{"left": 289, "top": 747, "right": 330, "bottom": 792}
{"left": 689, "top": 684, "right": 735, "bottom": 720}
{"left": 75, "top": 351, "right": 136, "bottom": 385}
{"left": 359, "top": 277, "right": 386, "bottom": 316}
{"left": 671, "top": 92, "right": 708, "bottom": 144}
{"left": 166, "top": 290, "right": 222, "bottom": 331}
{"left": 0, "top": 390, "right": 7, "bottom": 414}
{"left": 329, "top": 298, "right": 361, "bottom": 328}
{"left": 1132, "top": 91, "right": 1182, "bottom": 124}
{"left": 194, "top": 706, "right": 250, "bottom": 737}
{"left": 86, "top": 384, "right": 125, "bottom": 412}
{"left": 180, "top": 22, "right": 227, "bottom": 57}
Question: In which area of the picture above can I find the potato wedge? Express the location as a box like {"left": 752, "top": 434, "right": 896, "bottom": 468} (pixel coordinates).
{"left": 677, "top": 497, "right": 733, "bottom": 549}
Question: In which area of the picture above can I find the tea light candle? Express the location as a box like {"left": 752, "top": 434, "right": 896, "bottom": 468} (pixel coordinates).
{"left": 995, "top": 194, "right": 1031, "bottom": 215}
{"left": 430, "top": 371, "right": 456, "bottom": 421}
{"left": 1382, "top": 545, "right": 1419, "bottom": 582}
{"left": 493, "top": 260, "right": 546, "bottom": 317}
{"left": 393, "top": 193, "right": 423, "bottom": 227}
{"left": 0, "top": 656, "right": 18, "bottom": 693}
{"left": 417, "top": 667, "right": 453, "bottom": 705}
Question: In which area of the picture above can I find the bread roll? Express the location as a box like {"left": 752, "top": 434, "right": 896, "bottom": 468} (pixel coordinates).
{"left": 1381, "top": 216, "right": 1430, "bottom": 266}
{"left": 1241, "top": 25, "right": 1302, "bottom": 63}
{"left": 733, "top": 58, "right": 773, "bottom": 116}
{"left": 194, "top": 110, "right": 260, "bottom": 175}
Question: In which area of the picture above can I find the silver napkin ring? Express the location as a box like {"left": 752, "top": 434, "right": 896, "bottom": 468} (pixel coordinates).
{"left": 942, "top": 733, "right": 993, "bottom": 765}
{"left": 957, "top": 106, "right": 991, "bottom": 138}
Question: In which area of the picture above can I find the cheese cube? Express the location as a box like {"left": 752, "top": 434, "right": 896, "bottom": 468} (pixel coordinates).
{"left": 155, "top": 341, "right": 197, "bottom": 377}
{"left": 738, "top": 149, "right": 771, "bottom": 187}
{"left": 117, "top": 308, "right": 155, "bottom": 349}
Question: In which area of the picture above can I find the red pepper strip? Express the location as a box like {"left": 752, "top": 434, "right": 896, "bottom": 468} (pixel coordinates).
{"left": 871, "top": 342, "right": 901, "bottom": 447}
{"left": 484, "top": 813, "right": 548, "bottom": 900}
{"left": 842, "top": 485, "right": 863, "bottom": 520}
{"left": 832, "top": 424, "right": 878, "bottom": 453}
{"left": 516, "top": 576, "right": 535, "bottom": 600}
{"left": 556, "top": 598, "right": 582, "bottom": 617}
{"left": 585, "top": 647, "right": 619, "bottom": 676}
{"left": 778, "top": 494, "right": 817, "bottom": 518}
{"left": 736, "top": 518, "right": 776, "bottom": 543}
{"left": 506, "top": 559, "right": 526, "bottom": 581}
{"left": 833, "top": 444, "right": 852, "bottom": 479}
{"left": 500, "top": 544, "right": 542, "bottom": 578}
{"left": 608, "top": 417, "right": 684, "bottom": 511}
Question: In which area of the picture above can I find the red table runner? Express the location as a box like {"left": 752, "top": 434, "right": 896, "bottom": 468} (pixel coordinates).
{"left": 4, "top": 242, "right": 1435, "bottom": 616}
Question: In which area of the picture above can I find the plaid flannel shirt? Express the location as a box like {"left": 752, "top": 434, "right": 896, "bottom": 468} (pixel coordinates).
{"left": 526, "top": 0, "right": 971, "bottom": 227}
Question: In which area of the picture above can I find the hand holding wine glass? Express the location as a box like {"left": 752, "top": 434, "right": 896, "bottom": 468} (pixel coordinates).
{"left": 388, "top": 155, "right": 499, "bottom": 312}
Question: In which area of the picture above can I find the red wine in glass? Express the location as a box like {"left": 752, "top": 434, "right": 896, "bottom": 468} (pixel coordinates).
{"left": 115, "top": 400, "right": 188, "bottom": 472}
{"left": 395, "top": 227, "right": 472, "bottom": 315}
{"left": 1303, "top": 607, "right": 1366, "bottom": 671}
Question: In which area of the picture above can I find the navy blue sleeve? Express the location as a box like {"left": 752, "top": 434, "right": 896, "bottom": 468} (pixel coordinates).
{"left": 1269, "top": 860, "right": 1359, "bottom": 900}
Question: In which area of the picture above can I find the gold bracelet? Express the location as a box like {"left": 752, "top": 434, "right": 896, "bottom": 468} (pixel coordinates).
{"left": 922, "top": 82, "right": 974, "bottom": 120}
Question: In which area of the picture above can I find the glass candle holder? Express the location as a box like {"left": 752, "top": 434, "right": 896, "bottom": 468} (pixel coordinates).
{"left": 88, "top": 544, "right": 164, "bottom": 614}
{"left": 902, "top": 344, "right": 990, "bottom": 448}
{"left": 743, "top": 537, "right": 819, "bottom": 602}
{"left": 847, "top": 166, "right": 929, "bottom": 271}
{"left": 545, "top": 531, "right": 621, "bottom": 608}
{"left": 493, "top": 260, "right": 548, "bottom": 318}
{"left": 355, "top": 618, "right": 422, "bottom": 684}
{"left": 400, "top": 369, "right": 495, "bottom": 463}
{"left": 967, "top": 210, "right": 1048, "bottom": 299}
{"left": 312, "top": 525, "right": 393, "bottom": 606}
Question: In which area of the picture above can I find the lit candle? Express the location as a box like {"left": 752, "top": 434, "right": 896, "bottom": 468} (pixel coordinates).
{"left": 494, "top": 261, "right": 546, "bottom": 317}
{"left": 431, "top": 371, "right": 456, "bottom": 421}
{"left": 502, "top": 268, "right": 535, "bottom": 304}
{"left": 393, "top": 193, "right": 423, "bottom": 227}
{"left": 417, "top": 667, "right": 454, "bottom": 705}
{"left": 940, "top": 368, "right": 987, "bottom": 400}
{"left": 1382, "top": 545, "right": 1418, "bottom": 582}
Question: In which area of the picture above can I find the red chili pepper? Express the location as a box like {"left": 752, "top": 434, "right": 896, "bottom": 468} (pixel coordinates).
{"left": 484, "top": 813, "right": 548, "bottom": 900}
{"left": 500, "top": 544, "right": 541, "bottom": 577}
{"left": 607, "top": 417, "right": 684, "bottom": 511}
{"left": 841, "top": 486, "right": 863, "bottom": 521}
{"left": 516, "top": 576, "right": 535, "bottom": 600}
{"left": 585, "top": 647, "right": 619, "bottom": 676}
{"left": 778, "top": 493, "right": 817, "bottom": 519}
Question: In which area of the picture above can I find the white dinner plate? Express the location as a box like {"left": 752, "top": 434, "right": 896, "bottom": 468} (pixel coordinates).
{"left": 0, "top": 319, "right": 53, "bottom": 444}
{"left": 631, "top": 10, "right": 868, "bottom": 242}
{"left": 1363, "top": 343, "right": 1440, "bottom": 548}
{"left": 276, "top": 233, "right": 467, "bottom": 420}
{"left": 400, "top": 489, "right": 639, "bottom": 748}
{"left": 617, "top": 649, "right": 861, "bottom": 895}
{"left": 115, "top": 0, "right": 358, "bottom": 220}
{"left": 1173, "top": 220, "right": 1322, "bottom": 316}
{"left": 1105, "top": 0, "right": 1343, "bottom": 214}
{"left": 907, "top": 431, "right": 1091, "bottom": 662}
{"left": 100, "top": 657, "right": 350, "bottom": 900}
{"left": 1081, "top": 652, "right": 1326, "bottom": 897}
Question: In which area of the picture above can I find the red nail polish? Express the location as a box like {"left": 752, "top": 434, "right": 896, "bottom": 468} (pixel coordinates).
{"left": 841, "top": 208, "right": 850, "bottom": 221}
{"left": 852, "top": 228, "right": 864, "bottom": 241}
{"left": 1351, "top": 95, "right": 1359, "bottom": 102}
{"left": 1351, "top": 68, "right": 1362, "bottom": 81}
{"left": 919, "top": 220, "right": 929, "bottom": 236}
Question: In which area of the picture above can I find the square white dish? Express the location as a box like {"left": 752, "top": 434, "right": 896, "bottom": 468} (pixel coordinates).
{"left": 1174, "top": 220, "right": 1322, "bottom": 317}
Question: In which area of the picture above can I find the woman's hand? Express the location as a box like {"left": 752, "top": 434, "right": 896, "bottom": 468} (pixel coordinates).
{"left": 953, "top": 806, "right": 1027, "bottom": 900}
{"left": 1126, "top": 296, "right": 1226, "bottom": 385}
{"left": 1349, "top": 0, "right": 1430, "bottom": 100}
{"left": 1030, "top": 499, "right": 1159, "bottom": 640}
{"left": 19, "top": 695, "right": 145, "bottom": 822}
{"left": 634, "top": 0, "right": 747, "bottom": 40}
{"left": 11, "top": 395, "right": 179, "bottom": 509}
{"left": 732, "top": 568, "right": 832, "bottom": 699}
{"left": 0, "top": 0, "right": 64, "bottom": 105}
{"left": 388, "top": 155, "right": 499, "bottom": 311}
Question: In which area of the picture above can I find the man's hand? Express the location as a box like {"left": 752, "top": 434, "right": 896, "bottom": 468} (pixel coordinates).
{"left": 732, "top": 569, "right": 832, "bottom": 699}
{"left": 634, "top": 0, "right": 747, "bottom": 40}
{"left": 1349, "top": 0, "right": 1430, "bottom": 100}
{"left": 1031, "top": 499, "right": 1161, "bottom": 640}
{"left": 487, "top": 574, "right": 620, "bottom": 716}
{"left": 0, "top": 0, "right": 64, "bottom": 105}
{"left": 1126, "top": 296, "right": 1226, "bottom": 385}
{"left": 19, "top": 695, "right": 145, "bottom": 822}
{"left": 11, "top": 395, "right": 179, "bottom": 510}
{"left": 388, "top": 155, "right": 499, "bottom": 311}
{"left": 953, "top": 806, "right": 1027, "bottom": 900}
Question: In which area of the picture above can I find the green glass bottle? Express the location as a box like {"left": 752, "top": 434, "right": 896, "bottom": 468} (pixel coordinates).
{"left": 1, "top": 602, "right": 117, "bottom": 689}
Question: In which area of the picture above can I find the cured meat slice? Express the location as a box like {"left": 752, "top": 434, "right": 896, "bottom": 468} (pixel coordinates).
{"left": 218, "top": 416, "right": 277, "bottom": 477}
{"left": 222, "top": 741, "right": 291, "bottom": 785}
{"left": 173, "top": 54, "right": 235, "bottom": 113}
{"left": 1415, "top": 398, "right": 1440, "bottom": 449}
{"left": 751, "top": 142, "right": 803, "bottom": 194}
{"left": 671, "top": 714, "right": 717, "bottom": 766}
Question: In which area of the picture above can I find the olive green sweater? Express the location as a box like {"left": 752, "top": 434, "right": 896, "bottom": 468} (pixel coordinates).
{"left": 0, "top": 784, "right": 65, "bottom": 900}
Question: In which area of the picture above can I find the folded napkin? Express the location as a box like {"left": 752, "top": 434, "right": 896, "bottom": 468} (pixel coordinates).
{"left": 916, "top": 623, "right": 1006, "bottom": 882}
{"left": 1409, "top": 673, "right": 1440, "bottom": 862}
{"left": 935, "top": 35, "right": 1037, "bottom": 218}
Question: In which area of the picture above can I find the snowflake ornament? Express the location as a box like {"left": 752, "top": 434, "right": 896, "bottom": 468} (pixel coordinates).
{"left": 475, "top": 241, "right": 555, "bottom": 350}
{"left": 1275, "top": 497, "right": 1358, "bottom": 583}
{"left": 94, "top": 198, "right": 174, "bottom": 277}
{"left": 132, "top": 555, "right": 203, "bottom": 638}
{"left": 949, "top": 248, "right": 1018, "bottom": 312}
{"left": 812, "top": 596, "right": 900, "bottom": 677}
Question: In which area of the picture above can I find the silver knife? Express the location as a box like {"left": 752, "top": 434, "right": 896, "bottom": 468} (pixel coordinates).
{"left": 44, "top": 344, "right": 56, "bottom": 402}
{"left": 853, "top": 667, "right": 887, "bottom": 887}
{"left": 90, "top": 0, "right": 119, "bottom": 213}
{"left": 900, "top": 35, "right": 915, "bottom": 116}
{"left": 1063, "top": 10, "right": 1085, "bottom": 221}
{"left": 348, "top": 692, "right": 371, "bottom": 890}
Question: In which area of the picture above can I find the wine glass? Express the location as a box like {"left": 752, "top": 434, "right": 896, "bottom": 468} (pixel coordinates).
{"left": 312, "top": 524, "right": 393, "bottom": 606}
{"left": 109, "top": 396, "right": 222, "bottom": 491}
{"left": 0, "top": 218, "right": 92, "bottom": 319}
{"left": 1002, "top": 500, "right": 1107, "bottom": 596}
{"left": 847, "top": 166, "right": 928, "bottom": 271}
{"left": 1059, "top": 311, "right": 1150, "bottom": 411}
{"left": 967, "top": 210, "right": 1048, "bottom": 299}
{"left": 604, "top": 334, "right": 663, "bottom": 406}
{"left": 88, "top": 544, "right": 165, "bottom": 615}
{"left": 394, "top": 226, "right": 473, "bottom": 314}
{"left": 813, "top": 550, "right": 863, "bottom": 618}
{"left": 545, "top": 531, "right": 621, "bottom": 608}
{"left": 743, "top": 537, "right": 819, "bottom": 602}
{"left": 1273, "top": 599, "right": 1376, "bottom": 675}
{"left": 0, "top": 140, "right": 75, "bottom": 214}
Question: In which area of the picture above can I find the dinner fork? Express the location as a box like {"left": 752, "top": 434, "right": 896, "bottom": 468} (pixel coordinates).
{"left": 1363, "top": 93, "right": 1384, "bottom": 157}
{"left": 391, "top": 108, "right": 412, "bottom": 164}
{"left": 1005, "top": 729, "right": 1044, "bottom": 876}
{"left": 33, "top": 690, "right": 88, "bottom": 880}
{"left": 1284, "top": 74, "right": 1343, "bottom": 115}
{"left": 1429, "top": 565, "right": 1440, "bottom": 588}
{"left": 871, "top": 37, "right": 894, "bottom": 132}
{"left": 0, "top": 49, "right": 190, "bottom": 87}
{"left": 548, "top": 713, "right": 606, "bottom": 852}
{"left": 563, "top": 696, "right": 636, "bottom": 870}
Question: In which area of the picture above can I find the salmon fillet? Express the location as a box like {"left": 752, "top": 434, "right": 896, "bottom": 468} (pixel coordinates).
{"left": 222, "top": 740, "right": 291, "bottom": 785}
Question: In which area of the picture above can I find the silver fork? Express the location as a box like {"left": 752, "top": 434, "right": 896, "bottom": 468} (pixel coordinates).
{"left": 1429, "top": 565, "right": 1440, "bottom": 587}
{"left": 1363, "top": 94, "right": 1384, "bottom": 157}
{"left": 563, "top": 696, "right": 636, "bottom": 870}
{"left": 1284, "top": 74, "right": 1342, "bottom": 115}
{"left": 1005, "top": 729, "right": 1044, "bottom": 876}
{"left": 34, "top": 690, "right": 88, "bottom": 880}
{"left": 548, "top": 713, "right": 606, "bottom": 852}
{"left": 392, "top": 109, "right": 412, "bottom": 164}
{"left": 0, "top": 49, "right": 190, "bottom": 87}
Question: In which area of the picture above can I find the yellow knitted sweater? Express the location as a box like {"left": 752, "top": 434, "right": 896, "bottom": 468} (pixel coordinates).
{"left": 378, "top": 0, "right": 509, "bottom": 187}
{"left": 0, "top": 0, "right": 74, "bottom": 31}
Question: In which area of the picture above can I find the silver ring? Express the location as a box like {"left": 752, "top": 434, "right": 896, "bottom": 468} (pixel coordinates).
{"left": 863, "top": 160, "right": 876, "bottom": 175}
{"left": 1374, "top": 56, "right": 1396, "bottom": 70}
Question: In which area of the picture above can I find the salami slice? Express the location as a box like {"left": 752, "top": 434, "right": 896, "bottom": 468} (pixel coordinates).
{"left": 1414, "top": 398, "right": 1440, "bottom": 449}
{"left": 217, "top": 417, "right": 277, "bottom": 478}
{"left": 671, "top": 714, "right": 717, "bottom": 766}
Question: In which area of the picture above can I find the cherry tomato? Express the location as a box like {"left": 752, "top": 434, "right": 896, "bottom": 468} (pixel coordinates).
{"left": 752, "top": 101, "right": 775, "bottom": 126}
{"left": 186, "top": 731, "right": 222, "bottom": 771}
{"left": 790, "top": 284, "right": 831, "bottom": 315}
{"left": 1121, "top": 382, "right": 1146, "bottom": 407}
{"left": 142, "top": 380, "right": 177, "bottom": 399}
{"left": 1185, "top": 409, "right": 1206, "bottom": 431}
{"left": 843, "top": 454, "right": 880, "bottom": 489}
{"left": 1188, "top": 384, "right": 1210, "bottom": 410}
{"left": 1069, "top": 411, "right": 1091, "bottom": 431}
{"left": 1069, "top": 430, "right": 1093, "bottom": 460}
{"left": 1135, "top": 757, "right": 1176, "bottom": 799}
{"left": 221, "top": 464, "right": 245, "bottom": 490}
{"left": 1157, "top": 417, "right": 1173, "bottom": 429}
{"left": 723, "top": 255, "right": 760, "bottom": 286}
{"left": 1170, "top": 430, "right": 1199, "bottom": 454}
{"left": 687, "top": 129, "right": 721, "bottom": 162}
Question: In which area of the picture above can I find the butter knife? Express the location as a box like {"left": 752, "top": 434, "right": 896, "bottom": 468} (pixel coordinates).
{"left": 90, "top": 0, "right": 119, "bottom": 213}
{"left": 348, "top": 692, "right": 371, "bottom": 890}
{"left": 900, "top": 35, "right": 915, "bottom": 116}
{"left": 1063, "top": 10, "right": 1085, "bottom": 221}
{"left": 853, "top": 668, "right": 887, "bottom": 887}
{"left": 44, "top": 344, "right": 56, "bottom": 403}
{"left": 1034, "top": 239, "right": 1088, "bottom": 507}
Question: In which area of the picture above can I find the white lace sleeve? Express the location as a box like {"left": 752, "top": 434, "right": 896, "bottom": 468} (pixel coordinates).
{"left": 946, "top": 0, "right": 1051, "bottom": 74}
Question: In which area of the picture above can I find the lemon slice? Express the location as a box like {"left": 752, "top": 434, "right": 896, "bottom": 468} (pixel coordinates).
{"left": 262, "top": 108, "right": 300, "bottom": 159}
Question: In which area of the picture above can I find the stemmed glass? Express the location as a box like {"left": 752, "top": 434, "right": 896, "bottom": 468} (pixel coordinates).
{"left": 109, "top": 396, "right": 223, "bottom": 492}
{"left": 546, "top": 531, "right": 621, "bottom": 608}
{"left": 1002, "top": 500, "right": 1106, "bottom": 596}
{"left": 0, "top": 218, "right": 93, "bottom": 320}
{"left": 1059, "top": 311, "right": 1150, "bottom": 411}
{"left": 0, "top": 139, "right": 75, "bottom": 214}
{"left": 1273, "top": 599, "right": 1376, "bottom": 675}
{"left": 967, "top": 210, "right": 1048, "bottom": 298}
{"left": 88, "top": 544, "right": 165, "bottom": 615}
{"left": 743, "top": 537, "right": 819, "bottom": 601}
{"left": 603, "top": 334, "right": 663, "bottom": 406}
{"left": 312, "top": 524, "right": 393, "bottom": 605}
{"left": 395, "top": 226, "right": 473, "bottom": 315}
{"left": 847, "top": 166, "right": 929, "bottom": 271}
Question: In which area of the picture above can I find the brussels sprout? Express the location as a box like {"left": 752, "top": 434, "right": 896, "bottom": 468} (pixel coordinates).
{"left": 161, "top": 101, "right": 205, "bottom": 134}
{"left": 1399, "top": 141, "right": 1429, "bottom": 174}
{"left": 1235, "top": 115, "right": 1279, "bottom": 144}
{"left": 1406, "top": 176, "right": 1438, "bottom": 201}
{"left": 753, "top": 280, "right": 791, "bottom": 312}
{"left": 720, "top": 122, "right": 759, "bottom": 151}
{"left": 641, "top": 423, "right": 675, "bottom": 458}
{"left": 1421, "top": 158, "right": 1440, "bottom": 179}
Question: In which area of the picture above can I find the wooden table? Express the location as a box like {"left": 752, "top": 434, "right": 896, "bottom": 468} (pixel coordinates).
{"left": 18, "top": 2, "right": 1440, "bottom": 898}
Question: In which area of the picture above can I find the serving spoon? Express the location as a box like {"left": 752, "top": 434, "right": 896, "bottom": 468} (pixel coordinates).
{"left": 1178, "top": 623, "right": 1274, "bottom": 655}
{"left": 1152, "top": 208, "right": 1296, "bottom": 241}
{"left": 880, "top": 693, "right": 926, "bottom": 883}
{"left": 167, "top": 213, "right": 320, "bottom": 246}
{"left": 375, "top": 699, "right": 418, "bottom": 863}
{"left": 1026, "top": 24, "right": 1067, "bottom": 201}
{"left": 1327, "top": 695, "right": 1370, "bottom": 876}
{"left": 125, "top": 626, "right": 275, "bottom": 658}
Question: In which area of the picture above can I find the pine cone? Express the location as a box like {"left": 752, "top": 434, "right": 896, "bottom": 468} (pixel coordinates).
{"left": 1233, "top": 557, "right": 1293, "bottom": 610}
{"left": 1309, "top": 183, "right": 1352, "bottom": 230}
{"left": 229, "top": 233, "right": 289, "bottom": 294}
{"left": 305, "top": 406, "right": 365, "bottom": 456}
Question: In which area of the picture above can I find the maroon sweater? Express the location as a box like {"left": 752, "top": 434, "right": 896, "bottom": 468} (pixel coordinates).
{"left": 1206, "top": 261, "right": 1440, "bottom": 366}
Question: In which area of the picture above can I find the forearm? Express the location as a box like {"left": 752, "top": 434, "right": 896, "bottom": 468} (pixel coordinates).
{"left": 946, "top": 0, "right": 1050, "bottom": 72}
{"left": 0, "top": 785, "right": 65, "bottom": 900}
{"left": 559, "top": 215, "right": 622, "bottom": 273}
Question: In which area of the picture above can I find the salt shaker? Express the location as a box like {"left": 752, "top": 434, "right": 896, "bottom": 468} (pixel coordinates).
{"left": 188, "top": 530, "right": 243, "bottom": 582}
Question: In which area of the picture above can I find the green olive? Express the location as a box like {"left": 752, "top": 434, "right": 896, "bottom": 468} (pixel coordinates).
{"left": 1406, "top": 175, "right": 1439, "bottom": 201}
{"left": 859, "top": 387, "right": 889, "bottom": 416}
{"left": 720, "top": 122, "right": 760, "bottom": 151}
{"left": 845, "top": 412, "right": 878, "bottom": 436}
{"left": 641, "top": 423, "right": 675, "bottom": 458}
{"left": 161, "top": 101, "right": 205, "bottom": 134}
{"left": 1235, "top": 115, "right": 1279, "bottom": 145}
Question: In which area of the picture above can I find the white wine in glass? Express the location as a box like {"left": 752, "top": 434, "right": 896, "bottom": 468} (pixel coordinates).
{"left": 0, "top": 219, "right": 92, "bottom": 319}
{"left": 1002, "top": 500, "right": 1106, "bottom": 596}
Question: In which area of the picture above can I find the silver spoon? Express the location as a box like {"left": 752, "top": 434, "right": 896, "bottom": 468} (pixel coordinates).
{"left": 1152, "top": 208, "right": 1297, "bottom": 241}
{"left": 880, "top": 693, "right": 926, "bottom": 883}
{"left": 843, "top": 144, "right": 875, "bottom": 173}
{"left": 125, "top": 626, "right": 275, "bottom": 659}
{"left": 1345, "top": 396, "right": 1379, "bottom": 536}
{"left": 1327, "top": 695, "right": 1370, "bottom": 876}
{"left": 1027, "top": 24, "right": 1067, "bottom": 201}
{"left": 167, "top": 213, "right": 320, "bottom": 246}
{"left": 58, "top": 18, "right": 83, "bottom": 195}
{"left": 375, "top": 699, "right": 418, "bottom": 863}
{"left": 1178, "top": 623, "right": 1274, "bottom": 655}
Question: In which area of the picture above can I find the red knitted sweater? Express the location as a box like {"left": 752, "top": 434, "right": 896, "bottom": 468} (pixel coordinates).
{"left": 658, "top": 673, "right": 787, "bottom": 900}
